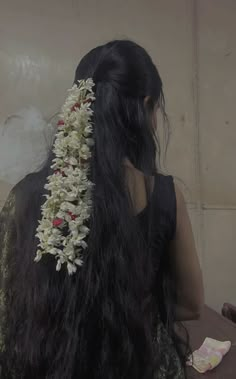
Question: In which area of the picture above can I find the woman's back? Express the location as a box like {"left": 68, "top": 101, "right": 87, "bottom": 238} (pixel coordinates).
{"left": 0, "top": 40, "right": 203, "bottom": 378}
{"left": 0, "top": 169, "right": 183, "bottom": 378}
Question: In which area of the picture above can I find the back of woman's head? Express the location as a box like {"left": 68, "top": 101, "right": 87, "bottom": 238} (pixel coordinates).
{"left": 75, "top": 40, "right": 163, "bottom": 172}
{"left": 4, "top": 41, "right": 167, "bottom": 379}
{"left": 76, "top": 40, "right": 161, "bottom": 98}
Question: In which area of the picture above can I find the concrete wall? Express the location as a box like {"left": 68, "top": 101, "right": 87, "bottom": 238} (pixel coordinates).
{"left": 0, "top": 0, "right": 235, "bottom": 311}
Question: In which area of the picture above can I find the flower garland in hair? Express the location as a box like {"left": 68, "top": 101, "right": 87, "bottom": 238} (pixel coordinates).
{"left": 35, "top": 79, "right": 95, "bottom": 275}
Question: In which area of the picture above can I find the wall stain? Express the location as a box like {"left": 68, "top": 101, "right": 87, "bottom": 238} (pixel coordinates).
{"left": 180, "top": 114, "right": 185, "bottom": 126}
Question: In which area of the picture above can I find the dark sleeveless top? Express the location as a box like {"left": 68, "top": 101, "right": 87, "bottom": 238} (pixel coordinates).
{"left": 137, "top": 174, "right": 185, "bottom": 379}
{"left": 0, "top": 173, "right": 184, "bottom": 378}
{"left": 138, "top": 173, "right": 176, "bottom": 257}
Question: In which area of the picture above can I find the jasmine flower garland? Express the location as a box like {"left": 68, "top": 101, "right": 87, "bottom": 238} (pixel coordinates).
{"left": 35, "top": 79, "right": 95, "bottom": 275}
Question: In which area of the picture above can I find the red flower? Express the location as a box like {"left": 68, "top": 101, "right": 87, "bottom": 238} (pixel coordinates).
{"left": 71, "top": 102, "right": 80, "bottom": 112}
{"left": 83, "top": 98, "right": 91, "bottom": 104}
{"left": 71, "top": 99, "right": 92, "bottom": 112}
{"left": 57, "top": 120, "right": 65, "bottom": 126}
{"left": 68, "top": 211, "right": 77, "bottom": 221}
{"left": 53, "top": 218, "right": 63, "bottom": 227}
{"left": 54, "top": 169, "right": 66, "bottom": 177}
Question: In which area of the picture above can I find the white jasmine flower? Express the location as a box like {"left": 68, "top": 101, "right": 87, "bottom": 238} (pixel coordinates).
{"left": 35, "top": 79, "right": 95, "bottom": 274}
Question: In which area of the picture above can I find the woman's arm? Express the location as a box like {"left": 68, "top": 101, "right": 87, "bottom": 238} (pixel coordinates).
{"left": 169, "top": 184, "right": 204, "bottom": 321}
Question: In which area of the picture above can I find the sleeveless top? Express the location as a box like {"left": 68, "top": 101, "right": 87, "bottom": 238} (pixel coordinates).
{"left": 137, "top": 174, "right": 185, "bottom": 379}
{"left": 0, "top": 173, "right": 185, "bottom": 379}
{"left": 138, "top": 173, "right": 176, "bottom": 259}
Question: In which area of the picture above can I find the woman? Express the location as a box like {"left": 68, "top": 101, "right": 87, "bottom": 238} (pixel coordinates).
{"left": 0, "top": 40, "right": 204, "bottom": 378}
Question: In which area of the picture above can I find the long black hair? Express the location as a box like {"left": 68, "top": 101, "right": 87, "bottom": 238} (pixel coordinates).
{"left": 3, "top": 40, "right": 186, "bottom": 379}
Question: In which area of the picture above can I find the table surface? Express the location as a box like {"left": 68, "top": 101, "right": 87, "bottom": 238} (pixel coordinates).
{"left": 185, "top": 306, "right": 236, "bottom": 378}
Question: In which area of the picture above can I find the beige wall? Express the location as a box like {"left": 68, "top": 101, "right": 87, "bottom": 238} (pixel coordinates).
{"left": 0, "top": 0, "right": 235, "bottom": 311}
